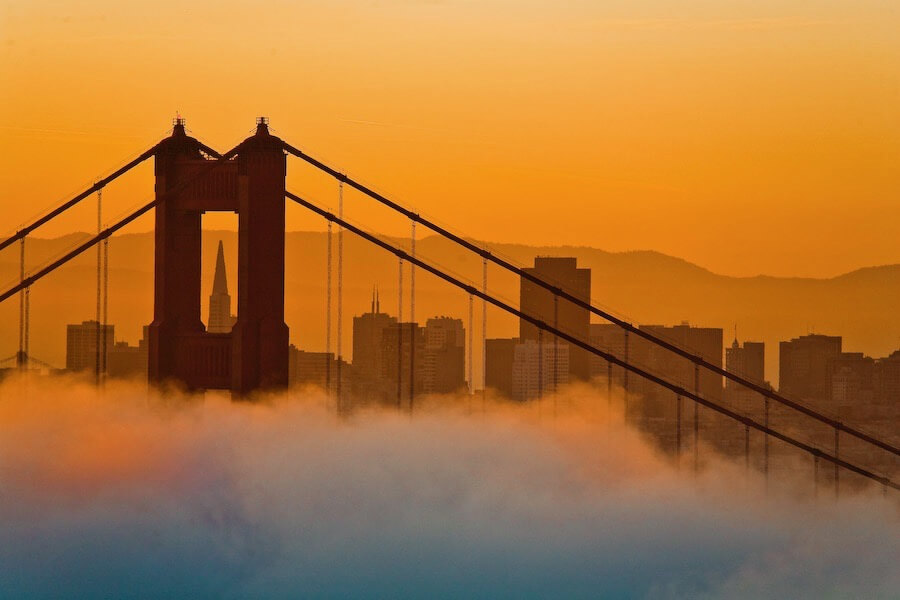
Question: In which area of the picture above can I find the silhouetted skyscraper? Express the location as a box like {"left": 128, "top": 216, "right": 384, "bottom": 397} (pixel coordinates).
{"left": 351, "top": 288, "right": 397, "bottom": 396}
{"left": 207, "top": 240, "right": 236, "bottom": 334}
{"left": 628, "top": 323, "right": 723, "bottom": 455}
{"left": 589, "top": 323, "right": 628, "bottom": 386}
{"left": 511, "top": 339, "right": 569, "bottom": 401}
{"left": 66, "top": 320, "right": 114, "bottom": 372}
{"left": 382, "top": 322, "right": 425, "bottom": 401}
{"left": 723, "top": 337, "right": 767, "bottom": 429}
{"left": 422, "top": 317, "right": 466, "bottom": 394}
{"left": 520, "top": 257, "right": 591, "bottom": 381}
{"left": 288, "top": 344, "right": 349, "bottom": 390}
{"left": 779, "top": 334, "right": 842, "bottom": 402}
{"left": 485, "top": 338, "right": 517, "bottom": 398}
{"left": 828, "top": 352, "right": 876, "bottom": 415}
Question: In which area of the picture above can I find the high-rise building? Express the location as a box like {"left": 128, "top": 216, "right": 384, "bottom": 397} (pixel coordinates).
{"left": 107, "top": 341, "right": 147, "bottom": 379}
{"left": 875, "top": 350, "right": 900, "bottom": 406}
{"left": 626, "top": 323, "right": 723, "bottom": 455}
{"left": 421, "top": 317, "right": 466, "bottom": 394}
{"left": 589, "top": 323, "right": 628, "bottom": 386}
{"left": 779, "top": 334, "right": 842, "bottom": 403}
{"left": 828, "top": 352, "right": 876, "bottom": 420}
{"left": 288, "top": 345, "right": 349, "bottom": 391}
{"left": 485, "top": 338, "right": 517, "bottom": 398}
{"left": 724, "top": 338, "right": 766, "bottom": 413}
{"left": 511, "top": 339, "right": 569, "bottom": 401}
{"left": 520, "top": 257, "right": 591, "bottom": 381}
{"left": 351, "top": 288, "right": 397, "bottom": 397}
{"left": 207, "top": 240, "right": 236, "bottom": 334}
{"left": 381, "top": 322, "right": 426, "bottom": 402}
{"left": 66, "top": 320, "right": 114, "bottom": 372}
{"left": 873, "top": 350, "right": 900, "bottom": 438}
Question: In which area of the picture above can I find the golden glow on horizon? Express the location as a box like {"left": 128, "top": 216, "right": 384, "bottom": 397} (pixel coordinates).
{"left": 1, "top": 0, "right": 898, "bottom": 278}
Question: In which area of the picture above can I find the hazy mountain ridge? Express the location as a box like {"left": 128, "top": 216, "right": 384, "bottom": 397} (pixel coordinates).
{"left": 1, "top": 231, "right": 898, "bottom": 384}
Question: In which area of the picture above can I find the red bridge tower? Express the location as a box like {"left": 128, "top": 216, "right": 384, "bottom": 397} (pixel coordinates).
{"left": 147, "top": 118, "right": 288, "bottom": 394}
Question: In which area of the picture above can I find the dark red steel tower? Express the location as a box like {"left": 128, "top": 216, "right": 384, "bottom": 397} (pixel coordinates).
{"left": 147, "top": 118, "right": 289, "bottom": 394}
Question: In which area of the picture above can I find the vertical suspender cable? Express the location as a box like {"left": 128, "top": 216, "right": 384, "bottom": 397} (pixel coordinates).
{"left": 745, "top": 424, "right": 750, "bottom": 472}
{"left": 607, "top": 357, "right": 613, "bottom": 422}
{"left": 410, "top": 220, "right": 416, "bottom": 407}
{"left": 481, "top": 256, "right": 487, "bottom": 406}
{"left": 18, "top": 238, "right": 25, "bottom": 368}
{"left": 23, "top": 285, "right": 29, "bottom": 370}
{"left": 325, "top": 222, "right": 333, "bottom": 395}
{"left": 468, "top": 292, "right": 474, "bottom": 395}
{"left": 694, "top": 364, "right": 700, "bottom": 474}
{"left": 538, "top": 328, "right": 544, "bottom": 401}
{"left": 397, "top": 257, "right": 403, "bottom": 407}
{"left": 676, "top": 394, "right": 682, "bottom": 464}
{"left": 623, "top": 330, "right": 629, "bottom": 416}
{"left": 834, "top": 428, "right": 840, "bottom": 499}
{"left": 95, "top": 188, "right": 102, "bottom": 385}
{"left": 336, "top": 182, "right": 344, "bottom": 407}
{"left": 764, "top": 396, "right": 770, "bottom": 490}
{"left": 102, "top": 234, "right": 109, "bottom": 384}
{"left": 553, "top": 294, "right": 559, "bottom": 394}
{"left": 814, "top": 454, "right": 819, "bottom": 499}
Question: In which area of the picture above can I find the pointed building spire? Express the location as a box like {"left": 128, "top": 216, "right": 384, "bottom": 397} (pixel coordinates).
{"left": 376, "top": 286, "right": 380, "bottom": 313}
{"left": 371, "top": 285, "right": 376, "bottom": 313}
{"left": 208, "top": 240, "right": 235, "bottom": 334}
{"left": 212, "top": 240, "right": 229, "bottom": 295}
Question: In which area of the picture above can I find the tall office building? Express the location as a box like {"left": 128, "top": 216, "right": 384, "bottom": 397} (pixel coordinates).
{"left": 511, "top": 339, "right": 569, "bottom": 401}
{"left": 351, "top": 289, "right": 397, "bottom": 396}
{"left": 485, "top": 338, "right": 517, "bottom": 398}
{"left": 207, "top": 240, "right": 236, "bottom": 333}
{"left": 626, "top": 323, "right": 723, "bottom": 455}
{"left": 381, "top": 322, "right": 426, "bottom": 401}
{"left": 873, "top": 350, "right": 900, "bottom": 438}
{"left": 66, "top": 320, "right": 114, "bottom": 372}
{"left": 288, "top": 345, "right": 349, "bottom": 391}
{"left": 779, "top": 334, "right": 842, "bottom": 403}
{"left": 724, "top": 338, "right": 766, "bottom": 412}
{"left": 520, "top": 257, "right": 591, "bottom": 381}
{"left": 828, "top": 352, "right": 876, "bottom": 420}
{"left": 589, "top": 323, "right": 628, "bottom": 386}
{"left": 421, "top": 317, "right": 466, "bottom": 394}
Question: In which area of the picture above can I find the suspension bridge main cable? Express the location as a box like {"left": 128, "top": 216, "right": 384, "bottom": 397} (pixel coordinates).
{"left": 285, "top": 189, "right": 900, "bottom": 493}
{"left": 280, "top": 141, "right": 900, "bottom": 459}
{"left": 0, "top": 152, "right": 238, "bottom": 305}
{"left": 0, "top": 131, "right": 224, "bottom": 255}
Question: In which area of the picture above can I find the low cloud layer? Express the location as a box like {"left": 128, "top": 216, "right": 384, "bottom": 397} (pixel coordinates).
{"left": 0, "top": 377, "right": 897, "bottom": 599}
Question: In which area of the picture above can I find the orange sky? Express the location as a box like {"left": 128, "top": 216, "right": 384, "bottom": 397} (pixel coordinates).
{"left": 1, "top": 0, "right": 898, "bottom": 278}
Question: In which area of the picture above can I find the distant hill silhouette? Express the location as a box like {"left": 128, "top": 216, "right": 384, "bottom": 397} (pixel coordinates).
{"left": 2, "top": 230, "right": 898, "bottom": 385}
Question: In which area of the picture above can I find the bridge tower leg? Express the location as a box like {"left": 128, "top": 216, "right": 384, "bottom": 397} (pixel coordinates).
{"left": 147, "top": 120, "right": 205, "bottom": 387}
{"left": 230, "top": 119, "right": 289, "bottom": 394}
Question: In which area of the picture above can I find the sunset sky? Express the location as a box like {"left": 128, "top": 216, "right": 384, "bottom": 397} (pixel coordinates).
{"left": 1, "top": 0, "right": 898, "bottom": 278}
